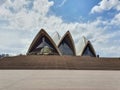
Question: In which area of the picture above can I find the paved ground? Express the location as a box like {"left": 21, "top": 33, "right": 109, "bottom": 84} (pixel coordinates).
{"left": 0, "top": 70, "right": 120, "bottom": 90}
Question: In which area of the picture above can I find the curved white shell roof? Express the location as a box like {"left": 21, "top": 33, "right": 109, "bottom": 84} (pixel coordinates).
{"left": 28, "top": 29, "right": 96, "bottom": 56}
{"left": 58, "top": 31, "right": 76, "bottom": 56}
{"left": 76, "top": 36, "right": 88, "bottom": 56}
{"left": 52, "top": 31, "right": 61, "bottom": 45}
{"left": 27, "top": 29, "right": 61, "bottom": 55}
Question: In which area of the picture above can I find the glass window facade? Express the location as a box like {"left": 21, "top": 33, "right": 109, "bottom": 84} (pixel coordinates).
{"left": 30, "top": 36, "right": 58, "bottom": 55}
{"left": 82, "top": 46, "right": 95, "bottom": 57}
{"left": 59, "top": 38, "right": 74, "bottom": 55}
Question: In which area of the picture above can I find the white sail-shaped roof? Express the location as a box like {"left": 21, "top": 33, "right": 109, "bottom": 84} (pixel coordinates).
{"left": 76, "top": 36, "right": 96, "bottom": 57}
{"left": 27, "top": 29, "right": 61, "bottom": 55}
{"left": 58, "top": 31, "right": 76, "bottom": 56}
{"left": 52, "top": 31, "right": 61, "bottom": 45}
{"left": 76, "top": 36, "right": 88, "bottom": 56}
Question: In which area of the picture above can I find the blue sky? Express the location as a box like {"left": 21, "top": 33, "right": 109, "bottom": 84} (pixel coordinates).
{"left": 0, "top": 0, "right": 120, "bottom": 57}
{"left": 49, "top": 0, "right": 100, "bottom": 22}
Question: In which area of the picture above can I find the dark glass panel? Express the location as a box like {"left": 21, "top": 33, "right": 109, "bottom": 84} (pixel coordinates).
{"left": 30, "top": 36, "right": 58, "bottom": 55}
{"left": 59, "top": 38, "right": 74, "bottom": 55}
{"left": 82, "top": 46, "right": 95, "bottom": 57}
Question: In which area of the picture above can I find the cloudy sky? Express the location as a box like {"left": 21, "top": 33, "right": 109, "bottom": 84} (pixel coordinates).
{"left": 0, "top": 0, "right": 120, "bottom": 57}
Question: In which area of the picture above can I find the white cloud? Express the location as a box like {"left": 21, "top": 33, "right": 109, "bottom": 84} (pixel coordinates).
{"left": 0, "top": 29, "right": 32, "bottom": 55}
{"left": 110, "top": 12, "right": 120, "bottom": 25}
{"left": 58, "top": 0, "right": 67, "bottom": 7}
{"left": 0, "top": 0, "right": 119, "bottom": 57}
{"left": 33, "top": 0, "right": 54, "bottom": 16}
{"left": 0, "top": 0, "right": 6, "bottom": 5}
{"left": 91, "top": 0, "right": 120, "bottom": 13}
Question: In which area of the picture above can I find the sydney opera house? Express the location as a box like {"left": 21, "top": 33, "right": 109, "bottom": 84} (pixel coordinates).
{"left": 0, "top": 28, "right": 119, "bottom": 70}
{"left": 27, "top": 29, "right": 96, "bottom": 57}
